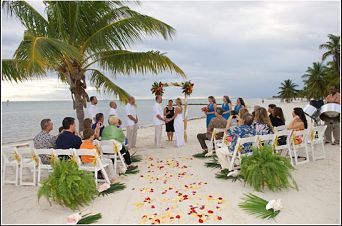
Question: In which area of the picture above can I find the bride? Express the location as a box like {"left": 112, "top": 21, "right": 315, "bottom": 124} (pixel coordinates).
{"left": 170, "top": 98, "right": 185, "bottom": 147}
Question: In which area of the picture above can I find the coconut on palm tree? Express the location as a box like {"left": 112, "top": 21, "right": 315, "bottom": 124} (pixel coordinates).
{"left": 319, "top": 34, "right": 340, "bottom": 76}
{"left": 302, "top": 62, "right": 328, "bottom": 100}
{"left": 2, "top": 1, "right": 186, "bottom": 131}
{"left": 278, "top": 79, "right": 298, "bottom": 103}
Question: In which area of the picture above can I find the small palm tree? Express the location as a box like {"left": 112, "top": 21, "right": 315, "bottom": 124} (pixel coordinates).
{"left": 302, "top": 62, "right": 328, "bottom": 100}
{"left": 2, "top": 1, "right": 186, "bottom": 131}
{"left": 278, "top": 79, "right": 298, "bottom": 103}
{"left": 319, "top": 34, "right": 340, "bottom": 76}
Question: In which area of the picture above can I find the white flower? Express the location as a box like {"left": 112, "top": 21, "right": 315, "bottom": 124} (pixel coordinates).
{"left": 227, "top": 170, "right": 239, "bottom": 177}
{"left": 66, "top": 213, "right": 81, "bottom": 224}
{"left": 266, "top": 199, "right": 283, "bottom": 212}
{"left": 97, "top": 183, "right": 111, "bottom": 193}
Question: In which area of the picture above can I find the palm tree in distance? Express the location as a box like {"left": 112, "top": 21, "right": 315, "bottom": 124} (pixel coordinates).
{"left": 2, "top": 1, "right": 186, "bottom": 131}
{"left": 302, "top": 62, "right": 328, "bottom": 100}
{"left": 278, "top": 79, "right": 298, "bottom": 103}
{"left": 319, "top": 34, "right": 340, "bottom": 76}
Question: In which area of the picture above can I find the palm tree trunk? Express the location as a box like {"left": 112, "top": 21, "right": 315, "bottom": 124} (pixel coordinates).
{"left": 74, "top": 96, "right": 85, "bottom": 132}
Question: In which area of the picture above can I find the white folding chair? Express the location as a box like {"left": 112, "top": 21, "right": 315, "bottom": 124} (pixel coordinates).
{"left": 256, "top": 134, "right": 276, "bottom": 149}
{"left": 54, "top": 149, "right": 77, "bottom": 161}
{"left": 273, "top": 129, "right": 294, "bottom": 166}
{"left": 34, "top": 149, "right": 55, "bottom": 184}
{"left": 308, "top": 125, "right": 328, "bottom": 161}
{"left": 205, "top": 128, "right": 226, "bottom": 156}
{"left": 2, "top": 147, "right": 20, "bottom": 186}
{"left": 290, "top": 129, "right": 310, "bottom": 165}
{"left": 274, "top": 125, "right": 287, "bottom": 132}
{"left": 17, "top": 146, "right": 38, "bottom": 186}
{"left": 99, "top": 140, "right": 127, "bottom": 175}
{"left": 228, "top": 136, "right": 258, "bottom": 171}
{"left": 74, "top": 149, "right": 110, "bottom": 184}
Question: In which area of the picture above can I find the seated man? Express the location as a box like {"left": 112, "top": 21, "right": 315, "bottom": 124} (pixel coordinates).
{"left": 101, "top": 115, "right": 136, "bottom": 169}
{"left": 196, "top": 107, "right": 227, "bottom": 154}
{"left": 33, "top": 118, "right": 57, "bottom": 164}
{"left": 216, "top": 113, "right": 256, "bottom": 170}
{"left": 56, "top": 117, "right": 82, "bottom": 152}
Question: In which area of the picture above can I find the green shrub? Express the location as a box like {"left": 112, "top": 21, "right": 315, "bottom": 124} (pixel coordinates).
{"left": 38, "top": 159, "right": 98, "bottom": 210}
{"left": 240, "top": 145, "right": 298, "bottom": 192}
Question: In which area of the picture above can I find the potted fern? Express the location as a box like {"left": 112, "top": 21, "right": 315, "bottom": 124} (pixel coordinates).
{"left": 38, "top": 159, "right": 98, "bottom": 210}
{"left": 240, "top": 145, "right": 298, "bottom": 192}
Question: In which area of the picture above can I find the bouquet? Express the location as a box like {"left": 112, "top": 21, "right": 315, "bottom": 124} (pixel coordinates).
{"left": 201, "top": 106, "right": 209, "bottom": 112}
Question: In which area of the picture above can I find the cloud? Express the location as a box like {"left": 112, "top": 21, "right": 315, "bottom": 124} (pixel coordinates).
{"left": 1, "top": 1, "right": 340, "bottom": 101}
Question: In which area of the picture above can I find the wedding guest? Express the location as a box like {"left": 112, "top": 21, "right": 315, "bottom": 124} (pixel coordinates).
{"left": 164, "top": 99, "right": 175, "bottom": 141}
{"left": 92, "top": 113, "right": 105, "bottom": 137}
{"left": 108, "top": 101, "right": 118, "bottom": 117}
{"left": 287, "top": 107, "right": 308, "bottom": 131}
{"left": 58, "top": 126, "right": 64, "bottom": 134}
{"left": 87, "top": 96, "right": 99, "bottom": 123}
{"left": 253, "top": 107, "right": 273, "bottom": 135}
{"left": 102, "top": 116, "right": 136, "bottom": 168}
{"left": 56, "top": 117, "right": 82, "bottom": 149}
{"left": 226, "top": 108, "right": 249, "bottom": 130}
{"left": 251, "top": 105, "right": 261, "bottom": 120}
{"left": 80, "top": 128, "right": 116, "bottom": 183}
{"left": 222, "top": 96, "right": 233, "bottom": 120}
{"left": 216, "top": 113, "right": 256, "bottom": 170}
{"left": 153, "top": 95, "right": 166, "bottom": 148}
{"left": 324, "top": 85, "right": 340, "bottom": 145}
{"left": 271, "top": 107, "right": 285, "bottom": 127}
{"left": 125, "top": 96, "right": 138, "bottom": 149}
{"left": 205, "top": 96, "right": 217, "bottom": 128}
{"left": 33, "top": 118, "right": 57, "bottom": 164}
{"left": 196, "top": 108, "right": 227, "bottom": 153}
{"left": 233, "top": 97, "right": 246, "bottom": 115}
{"left": 268, "top": 104, "right": 276, "bottom": 121}
{"left": 81, "top": 118, "right": 100, "bottom": 139}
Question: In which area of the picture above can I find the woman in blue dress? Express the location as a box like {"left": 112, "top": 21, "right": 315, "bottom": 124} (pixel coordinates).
{"left": 233, "top": 97, "right": 246, "bottom": 115}
{"left": 206, "top": 96, "right": 217, "bottom": 127}
{"left": 222, "top": 96, "right": 233, "bottom": 120}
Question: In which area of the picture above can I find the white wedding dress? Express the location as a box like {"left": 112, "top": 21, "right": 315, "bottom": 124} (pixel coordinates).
{"left": 174, "top": 107, "right": 185, "bottom": 147}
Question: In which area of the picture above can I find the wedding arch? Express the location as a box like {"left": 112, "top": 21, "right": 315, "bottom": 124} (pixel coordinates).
{"left": 151, "top": 81, "right": 194, "bottom": 142}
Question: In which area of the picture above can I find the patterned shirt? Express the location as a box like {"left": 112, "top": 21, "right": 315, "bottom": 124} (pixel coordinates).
{"left": 33, "top": 131, "right": 57, "bottom": 149}
{"left": 227, "top": 125, "right": 256, "bottom": 152}
{"left": 253, "top": 122, "right": 273, "bottom": 135}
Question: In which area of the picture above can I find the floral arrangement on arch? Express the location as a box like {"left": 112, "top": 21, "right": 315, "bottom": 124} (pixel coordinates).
{"left": 181, "top": 81, "right": 194, "bottom": 96}
{"left": 151, "top": 81, "right": 164, "bottom": 96}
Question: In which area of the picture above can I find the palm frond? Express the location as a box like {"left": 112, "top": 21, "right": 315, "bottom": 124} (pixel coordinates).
{"left": 192, "top": 152, "right": 208, "bottom": 159}
{"left": 204, "top": 158, "right": 221, "bottom": 169}
{"left": 86, "top": 50, "right": 186, "bottom": 77}
{"left": 215, "top": 169, "right": 243, "bottom": 182}
{"left": 122, "top": 166, "right": 140, "bottom": 175}
{"left": 130, "top": 153, "right": 143, "bottom": 163}
{"left": 88, "top": 69, "right": 130, "bottom": 104}
{"left": 98, "top": 183, "right": 126, "bottom": 197}
{"left": 2, "top": 1, "right": 48, "bottom": 36}
{"left": 239, "top": 193, "right": 280, "bottom": 219}
{"left": 1, "top": 59, "right": 45, "bottom": 82}
{"left": 77, "top": 213, "right": 102, "bottom": 224}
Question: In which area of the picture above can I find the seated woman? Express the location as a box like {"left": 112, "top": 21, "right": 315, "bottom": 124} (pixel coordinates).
{"left": 226, "top": 108, "right": 249, "bottom": 130}
{"left": 271, "top": 107, "right": 285, "bottom": 127}
{"left": 288, "top": 107, "right": 308, "bottom": 131}
{"left": 80, "top": 128, "right": 116, "bottom": 183}
{"left": 81, "top": 118, "right": 100, "bottom": 139}
{"left": 253, "top": 107, "right": 274, "bottom": 135}
{"left": 101, "top": 116, "right": 136, "bottom": 169}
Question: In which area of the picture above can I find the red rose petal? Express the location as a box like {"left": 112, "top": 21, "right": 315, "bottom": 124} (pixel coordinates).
{"left": 176, "top": 215, "right": 181, "bottom": 219}
{"left": 151, "top": 205, "right": 155, "bottom": 208}
{"left": 199, "top": 219, "right": 204, "bottom": 223}
{"left": 208, "top": 210, "right": 214, "bottom": 214}
{"left": 217, "top": 216, "right": 222, "bottom": 220}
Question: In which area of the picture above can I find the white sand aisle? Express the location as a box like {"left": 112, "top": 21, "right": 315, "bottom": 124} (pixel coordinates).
{"left": 2, "top": 102, "right": 341, "bottom": 224}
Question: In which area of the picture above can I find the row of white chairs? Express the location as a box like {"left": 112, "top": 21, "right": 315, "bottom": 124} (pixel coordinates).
{"left": 2, "top": 140, "right": 127, "bottom": 186}
{"left": 211, "top": 125, "right": 327, "bottom": 171}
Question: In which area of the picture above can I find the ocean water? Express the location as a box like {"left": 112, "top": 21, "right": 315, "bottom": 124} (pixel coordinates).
{"left": 1, "top": 98, "right": 271, "bottom": 144}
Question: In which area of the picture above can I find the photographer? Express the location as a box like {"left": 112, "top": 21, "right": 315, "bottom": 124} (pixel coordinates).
{"left": 92, "top": 113, "right": 105, "bottom": 138}
{"left": 226, "top": 108, "right": 249, "bottom": 130}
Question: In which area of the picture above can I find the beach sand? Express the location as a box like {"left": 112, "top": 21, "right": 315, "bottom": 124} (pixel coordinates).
{"left": 2, "top": 101, "right": 341, "bottom": 224}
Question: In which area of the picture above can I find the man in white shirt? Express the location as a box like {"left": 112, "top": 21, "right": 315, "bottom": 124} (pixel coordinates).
{"left": 153, "top": 95, "right": 167, "bottom": 148}
{"left": 108, "top": 101, "right": 118, "bottom": 117}
{"left": 87, "top": 96, "right": 99, "bottom": 123}
{"left": 125, "top": 97, "right": 138, "bottom": 149}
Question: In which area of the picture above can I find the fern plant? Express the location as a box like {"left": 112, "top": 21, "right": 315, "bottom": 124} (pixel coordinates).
{"left": 38, "top": 159, "right": 97, "bottom": 210}
{"left": 240, "top": 145, "right": 298, "bottom": 192}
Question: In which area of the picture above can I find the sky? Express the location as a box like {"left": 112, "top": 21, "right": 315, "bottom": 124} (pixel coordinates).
{"left": 1, "top": 0, "right": 341, "bottom": 101}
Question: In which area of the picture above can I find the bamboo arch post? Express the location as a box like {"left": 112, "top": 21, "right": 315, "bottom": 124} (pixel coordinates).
{"left": 183, "top": 93, "right": 189, "bottom": 142}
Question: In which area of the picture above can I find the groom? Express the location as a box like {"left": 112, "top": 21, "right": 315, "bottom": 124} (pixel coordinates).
{"left": 153, "top": 95, "right": 168, "bottom": 148}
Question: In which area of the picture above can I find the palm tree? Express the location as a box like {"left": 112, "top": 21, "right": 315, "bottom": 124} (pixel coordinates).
{"left": 302, "top": 62, "right": 328, "bottom": 100}
{"left": 325, "top": 60, "right": 340, "bottom": 88}
{"left": 278, "top": 79, "right": 298, "bottom": 103}
{"left": 2, "top": 1, "right": 186, "bottom": 131}
{"left": 319, "top": 34, "right": 340, "bottom": 76}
